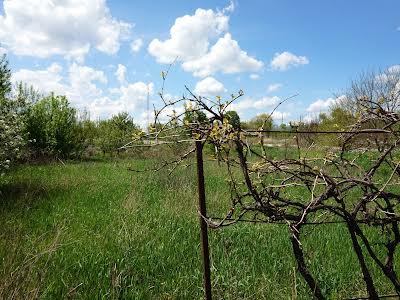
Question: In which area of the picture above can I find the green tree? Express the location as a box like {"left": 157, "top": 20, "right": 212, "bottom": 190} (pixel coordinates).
{"left": 0, "top": 54, "right": 25, "bottom": 173}
{"left": 0, "top": 54, "right": 11, "bottom": 100}
{"left": 224, "top": 110, "right": 241, "bottom": 130}
{"left": 26, "top": 93, "right": 83, "bottom": 158}
{"left": 183, "top": 109, "right": 208, "bottom": 125}
{"left": 318, "top": 107, "right": 355, "bottom": 132}
{"left": 243, "top": 113, "right": 273, "bottom": 131}
{"left": 96, "top": 112, "right": 139, "bottom": 155}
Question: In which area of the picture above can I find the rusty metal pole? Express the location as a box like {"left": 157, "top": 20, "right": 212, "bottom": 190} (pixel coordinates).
{"left": 195, "top": 140, "right": 212, "bottom": 300}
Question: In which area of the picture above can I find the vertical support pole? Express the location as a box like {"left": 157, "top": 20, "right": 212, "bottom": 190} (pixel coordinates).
{"left": 195, "top": 140, "right": 212, "bottom": 300}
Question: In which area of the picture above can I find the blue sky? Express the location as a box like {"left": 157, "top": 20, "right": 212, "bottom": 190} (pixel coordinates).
{"left": 1, "top": 0, "right": 399, "bottom": 127}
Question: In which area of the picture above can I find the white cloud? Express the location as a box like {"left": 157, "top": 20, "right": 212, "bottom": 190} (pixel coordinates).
{"left": 271, "top": 110, "right": 290, "bottom": 121}
{"left": 388, "top": 65, "right": 400, "bottom": 74}
{"left": 89, "top": 81, "right": 153, "bottom": 120}
{"left": 229, "top": 96, "right": 280, "bottom": 112}
{"left": 12, "top": 62, "right": 154, "bottom": 121}
{"left": 148, "top": 8, "right": 229, "bottom": 64}
{"left": 270, "top": 51, "right": 309, "bottom": 71}
{"left": 250, "top": 74, "right": 260, "bottom": 80}
{"left": 194, "top": 76, "right": 226, "bottom": 96}
{"left": 182, "top": 33, "right": 263, "bottom": 77}
{"left": 306, "top": 96, "right": 345, "bottom": 113}
{"left": 119, "top": 82, "right": 153, "bottom": 109}
{"left": 13, "top": 63, "right": 66, "bottom": 96}
{"left": 130, "top": 38, "right": 143, "bottom": 53}
{"left": 222, "top": 1, "right": 235, "bottom": 14}
{"left": 0, "top": 47, "right": 7, "bottom": 55}
{"left": 67, "top": 63, "right": 107, "bottom": 104}
{"left": 375, "top": 65, "right": 400, "bottom": 84}
{"left": 267, "top": 83, "right": 282, "bottom": 93}
{"left": 0, "top": 0, "right": 132, "bottom": 61}
{"left": 148, "top": 7, "right": 262, "bottom": 77}
{"left": 13, "top": 62, "right": 107, "bottom": 107}
{"left": 115, "top": 64, "right": 127, "bottom": 83}
{"left": 375, "top": 66, "right": 400, "bottom": 98}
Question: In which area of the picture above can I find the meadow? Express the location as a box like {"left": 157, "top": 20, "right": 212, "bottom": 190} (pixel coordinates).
{"left": 0, "top": 151, "right": 398, "bottom": 299}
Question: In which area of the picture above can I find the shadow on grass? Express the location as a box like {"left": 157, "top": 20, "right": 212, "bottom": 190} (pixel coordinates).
{"left": 0, "top": 180, "right": 70, "bottom": 212}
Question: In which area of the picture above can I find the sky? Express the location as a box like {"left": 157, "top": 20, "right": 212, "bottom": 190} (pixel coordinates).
{"left": 0, "top": 0, "right": 399, "bottom": 128}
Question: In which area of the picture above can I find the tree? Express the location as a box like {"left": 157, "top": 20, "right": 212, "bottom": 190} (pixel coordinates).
{"left": 339, "top": 68, "right": 400, "bottom": 115}
{"left": 241, "top": 113, "right": 273, "bottom": 132}
{"left": 26, "top": 93, "right": 83, "bottom": 158}
{"left": 0, "top": 54, "right": 25, "bottom": 173}
{"left": 0, "top": 54, "right": 11, "bottom": 100}
{"left": 96, "top": 112, "right": 139, "bottom": 155}
{"left": 224, "top": 110, "right": 241, "bottom": 130}
{"left": 183, "top": 107, "right": 208, "bottom": 125}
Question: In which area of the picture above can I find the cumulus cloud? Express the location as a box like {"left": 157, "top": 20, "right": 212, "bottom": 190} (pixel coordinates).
{"left": 13, "top": 63, "right": 66, "bottom": 95}
{"left": 306, "top": 95, "right": 345, "bottom": 113}
{"left": 229, "top": 96, "right": 280, "bottom": 112}
{"left": 182, "top": 33, "right": 263, "bottom": 77}
{"left": 222, "top": 1, "right": 235, "bottom": 14}
{"left": 271, "top": 110, "right": 290, "bottom": 121}
{"left": 12, "top": 62, "right": 154, "bottom": 120}
{"left": 270, "top": 51, "right": 309, "bottom": 71}
{"left": 250, "top": 74, "right": 260, "bottom": 80}
{"left": 14, "top": 62, "right": 109, "bottom": 107}
{"left": 130, "top": 38, "right": 143, "bottom": 53}
{"left": 148, "top": 7, "right": 262, "bottom": 77}
{"left": 88, "top": 81, "right": 153, "bottom": 120}
{"left": 194, "top": 77, "right": 226, "bottom": 96}
{"left": 267, "top": 83, "right": 282, "bottom": 93}
{"left": 115, "top": 64, "right": 127, "bottom": 83}
{"left": 119, "top": 82, "right": 153, "bottom": 109}
{"left": 68, "top": 63, "right": 108, "bottom": 104}
{"left": 374, "top": 66, "right": 400, "bottom": 99}
{"left": 148, "top": 8, "right": 229, "bottom": 64}
{"left": 388, "top": 65, "right": 400, "bottom": 74}
{"left": 375, "top": 65, "right": 400, "bottom": 84}
{"left": 0, "top": 0, "right": 132, "bottom": 61}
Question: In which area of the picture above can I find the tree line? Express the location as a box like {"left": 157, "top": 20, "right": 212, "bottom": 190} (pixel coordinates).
{"left": 0, "top": 54, "right": 142, "bottom": 174}
{"left": 2, "top": 52, "right": 399, "bottom": 174}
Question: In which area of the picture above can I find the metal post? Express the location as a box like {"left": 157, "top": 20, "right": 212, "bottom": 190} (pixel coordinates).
{"left": 195, "top": 140, "right": 212, "bottom": 300}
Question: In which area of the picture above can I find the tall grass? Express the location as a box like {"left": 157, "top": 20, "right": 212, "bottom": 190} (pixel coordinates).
{"left": 0, "top": 156, "right": 398, "bottom": 299}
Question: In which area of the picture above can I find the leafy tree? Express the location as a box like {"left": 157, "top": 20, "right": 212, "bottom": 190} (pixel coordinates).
{"left": 96, "top": 112, "right": 139, "bottom": 155}
{"left": 224, "top": 110, "right": 241, "bottom": 130}
{"left": 0, "top": 54, "right": 25, "bottom": 173}
{"left": 26, "top": 93, "right": 83, "bottom": 158}
{"left": 279, "top": 123, "right": 288, "bottom": 130}
{"left": 0, "top": 54, "right": 11, "bottom": 100}
{"left": 242, "top": 113, "right": 273, "bottom": 131}
{"left": 0, "top": 103, "right": 25, "bottom": 173}
{"left": 183, "top": 108, "right": 208, "bottom": 125}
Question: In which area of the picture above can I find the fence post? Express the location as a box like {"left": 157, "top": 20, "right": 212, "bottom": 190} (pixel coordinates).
{"left": 195, "top": 140, "right": 212, "bottom": 300}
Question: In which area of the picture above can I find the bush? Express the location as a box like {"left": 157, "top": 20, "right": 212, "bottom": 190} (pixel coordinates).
{"left": 26, "top": 93, "right": 84, "bottom": 158}
{"left": 0, "top": 102, "right": 25, "bottom": 174}
{"left": 0, "top": 54, "right": 25, "bottom": 174}
{"left": 96, "top": 112, "right": 139, "bottom": 155}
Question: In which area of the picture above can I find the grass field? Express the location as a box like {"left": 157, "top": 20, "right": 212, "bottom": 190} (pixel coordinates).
{"left": 0, "top": 154, "right": 398, "bottom": 299}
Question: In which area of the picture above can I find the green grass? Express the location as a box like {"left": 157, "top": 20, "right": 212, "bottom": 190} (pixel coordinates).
{"left": 0, "top": 155, "right": 398, "bottom": 299}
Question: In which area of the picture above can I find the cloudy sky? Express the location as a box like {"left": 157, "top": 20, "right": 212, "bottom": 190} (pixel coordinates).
{"left": 1, "top": 0, "right": 399, "bottom": 127}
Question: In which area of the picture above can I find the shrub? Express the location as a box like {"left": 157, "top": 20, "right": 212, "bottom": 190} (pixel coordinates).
{"left": 96, "top": 112, "right": 139, "bottom": 155}
{"left": 26, "top": 93, "right": 83, "bottom": 158}
{"left": 0, "top": 54, "right": 25, "bottom": 174}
